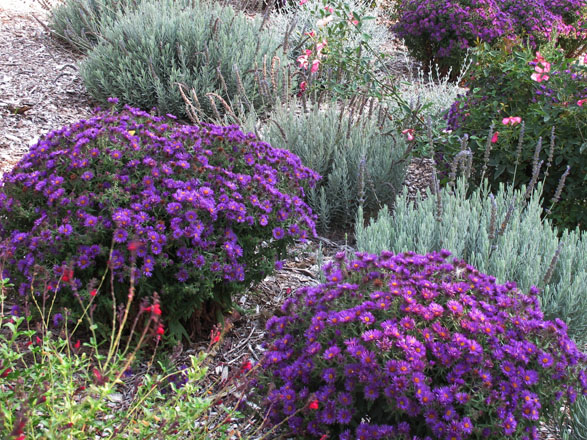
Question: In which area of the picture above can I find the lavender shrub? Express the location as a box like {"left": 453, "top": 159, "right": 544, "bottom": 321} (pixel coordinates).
{"left": 256, "top": 250, "right": 587, "bottom": 439}
{"left": 0, "top": 103, "right": 319, "bottom": 340}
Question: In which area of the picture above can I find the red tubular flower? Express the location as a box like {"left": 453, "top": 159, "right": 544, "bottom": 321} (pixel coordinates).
{"left": 308, "top": 399, "right": 319, "bottom": 410}
{"left": 240, "top": 360, "right": 253, "bottom": 372}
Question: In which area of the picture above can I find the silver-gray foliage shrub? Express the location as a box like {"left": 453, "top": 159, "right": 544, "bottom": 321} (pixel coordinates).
{"left": 565, "top": 395, "right": 587, "bottom": 440}
{"left": 261, "top": 100, "right": 410, "bottom": 232}
{"left": 80, "top": 0, "right": 285, "bottom": 120}
{"left": 355, "top": 178, "right": 587, "bottom": 344}
{"left": 49, "top": 0, "right": 144, "bottom": 53}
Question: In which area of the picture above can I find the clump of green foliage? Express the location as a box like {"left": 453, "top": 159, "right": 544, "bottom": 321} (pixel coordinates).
{"left": 0, "top": 271, "right": 252, "bottom": 439}
{"left": 49, "top": 0, "right": 145, "bottom": 52}
{"left": 260, "top": 99, "right": 410, "bottom": 232}
{"left": 80, "top": 0, "right": 286, "bottom": 120}
{"left": 355, "top": 178, "right": 587, "bottom": 344}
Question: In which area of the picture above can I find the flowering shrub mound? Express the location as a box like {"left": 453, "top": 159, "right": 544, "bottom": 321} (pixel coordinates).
{"left": 0, "top": 104, "right": 318, "bottom": 340}
{"left": 390, "top": 0, "right": 587, "bottom": 74}
{"left": 445, "top": 43, "right": 587, "bottom": 228}
{"left": 256, "top": 250, "right": 587, "bottom": 439}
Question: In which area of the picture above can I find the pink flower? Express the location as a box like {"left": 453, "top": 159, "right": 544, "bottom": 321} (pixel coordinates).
{"left": 502, "top": 116, "right": 522, "bottom": 125}
{"left": 401, "top": 128, "right": 415, "bottom": 141}
{"left": 531, "top": 72, "right": 550, "bottom": 82}
{"left": 324, "top": 5, "right": 333, "bottom": 13}
{"left": 531, "top": 53, "right": 551, "bottom": 83}
{"left": 348, "top": 13, "right": 358, "bottom": 25}
{"left": 305, "top": 30, "right": 315, "bottom": 37}
{"left": 297, "top": 55, "right": 308, "bottom": 69}
{"left": 316, "top": 40, "right": 327, "bottom": 55}
{"left": 299, "top": 0, "right": 308, "bottom": 4}
{"left": 578, "top": 99, "right": 586, "bottom": 107}
{"left": 491, "top": 131, "right": 499, "bottom": 143}
{"left": 311, "top": 59, "right": 320, "bottom": 73}
{"left": 300, "top": 81, "right": 307, "bottom": 92}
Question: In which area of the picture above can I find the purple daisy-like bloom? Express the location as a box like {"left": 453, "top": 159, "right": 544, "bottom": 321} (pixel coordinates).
{"left": 323, "top": 345, "right": 341, "bottom": 360}
{"left": 364, "top": 383, "right": 379, "bottom": 400}
{"left": 272, "top": 227, "right": 285, "bottom": 240}
{"left": 58, "top": 224, "right": 73, "bottom": 235}
{"left": 81, "top": 171, "right": 94, "bottom": 181}
{"left": 322, "top": 368, "right": 337, "bottom": 383}
{"left": 113, "top": 228, "right": 128, "bottom": 243}
{"left": 538, "top": 351, "right": 554, "bottom": 368}
{"left": 76, "top": 254, "right": 91, "bottom": 269}
{"left": 337, "top": 407, "right": 353, "bottom": 424}
{"left": 361, "top": 329, "right": 383, "bottom": 342}
{"left": 83, "top": 215, "right": 98, "bottom": 228}
{"left": 359, "top": 312, "right": 376, "bottom": 325}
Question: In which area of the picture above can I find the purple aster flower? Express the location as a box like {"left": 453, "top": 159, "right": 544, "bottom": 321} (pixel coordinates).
{"left": 83, "top": 215, "right": 98, "bottom": 228}
{"left": 502, "top": 413, "right": 517, "bottom": 435}
{"left": 81, "top": 171, "right": 94, "bottom": 181}
{"left": 113, "top": 228, "right": 128, "bottom": 243}
{"left": 166, "top": 202, "right": 181, "bottom": 214}
{"left": 364, "top": 384, "right": 379, "bottom": 400}
{"left": 538, "top": 351, "right": 554, "bottom": 368}
{"left": 338, "top": 391, "right": 352, "bottom": 406}
{"left": 322, "top": 368, "right": 337, "bottom": 383}
{"left": 323, "top": 345, "right": 341, "bottom": 360}
{"left": 361, "top": 329, "right": 383, "bottom": 342}
{"left": 272, "top": 227, "right": 285, "bottom": 240}
{"left": 58, "top": 224, "right": 73, "bottom": 235}
{"left": 359, "top": 312, "right": 376, "bottom": 325}
{"left": 337, "top": 407, "right": 353, "bottom": 424}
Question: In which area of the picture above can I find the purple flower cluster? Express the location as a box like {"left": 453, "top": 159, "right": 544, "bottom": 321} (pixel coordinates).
{"left": 392, "top": 0, "right": 586, "bottom": 70}
{"left": 0, "top": 105, "right": 319, "bottom": 336}
{"left": 257, "top": 250, "right": 587, "bottom": 439}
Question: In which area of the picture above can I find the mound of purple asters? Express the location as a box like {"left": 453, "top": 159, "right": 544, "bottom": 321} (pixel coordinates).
{"left": 255, "top": 250, "right": 587, "bottom": 439}
{"left": 0, "top": 105, "right": 319, "bottom": 339}
{"left": 391, "top": 0, "right": 586, "bottom": 72}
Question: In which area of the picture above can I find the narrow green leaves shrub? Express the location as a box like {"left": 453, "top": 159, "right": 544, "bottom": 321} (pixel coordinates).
{"left": 80, "top": 0, "right": 285, "bottom": 120}
{"left": 261, "top": 99, "right": 410, "bottom": 232}
{"left": 565, "top": 394, "right": 587, "bottom": 440}
{"left": 49, "top": 0, "right": 144, "bottom": 53}
{"left": 355, "top": 179, "right": 587, "bottom": 343}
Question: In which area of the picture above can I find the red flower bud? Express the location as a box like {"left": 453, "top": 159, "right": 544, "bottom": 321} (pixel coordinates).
{"left": 156, "top": 325, "right": 165, "bottom": 336}
{"left": 61, "top": 268, "right": 74, "bottom": 283}
{"left": 0, "top": 367, "right": 12, "bottom": 378}
{"left": 308, "top": 400, "right": 319, "bottom": 410}
{"left": 127, "top": 241, "right": 142, "bottom": 252}
{"left": 240, "top": 360, "right": 253, "bottom": 372}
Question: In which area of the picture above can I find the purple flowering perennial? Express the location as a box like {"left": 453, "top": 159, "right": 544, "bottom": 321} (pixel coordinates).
{"left": 392, "top": 0, "right": 587, "bottom": 69}
{"left": 257, "top": 250, "right": 587, "bottom": 439}
{"left": 0, "top": 105, "right": 319, "bottom": 336}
